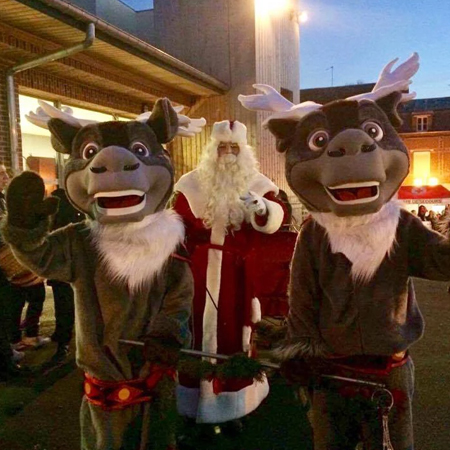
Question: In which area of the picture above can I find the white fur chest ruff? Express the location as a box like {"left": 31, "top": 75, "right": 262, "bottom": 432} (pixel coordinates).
{"left": 312, "top": 201, "right": 401, "bottom": 283}
{"left": 89, "top": 210, "right": 185, "bottom": 292}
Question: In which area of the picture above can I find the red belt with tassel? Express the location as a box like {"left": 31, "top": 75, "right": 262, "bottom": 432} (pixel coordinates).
{"left": 84, "top": 363, "right": 176, "bottom": 411}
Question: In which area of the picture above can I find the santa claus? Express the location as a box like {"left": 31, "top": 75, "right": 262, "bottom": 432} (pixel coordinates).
{"left": 173, "top": 120, "right": 285, "bottom": 424}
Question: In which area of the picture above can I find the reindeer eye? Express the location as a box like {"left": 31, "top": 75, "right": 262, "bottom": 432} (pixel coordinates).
{"left": 363, "top": 121, "right": 384, "bottom": 141}
{"left": 308, "top": 130, "right": 329, "bottom": 151}
{"left": 82, "top": 142, "right": 99, "bottom": 160}
{"left": 131, "top": 142, "right": 150, "bottom": 157}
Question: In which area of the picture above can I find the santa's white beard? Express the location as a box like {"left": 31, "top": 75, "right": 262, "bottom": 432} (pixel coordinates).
{"left": 219, "top": 154, "right": 237, "bottom": 166}
{"left": 198, "top": 145, "right": 258, "bottom": 231}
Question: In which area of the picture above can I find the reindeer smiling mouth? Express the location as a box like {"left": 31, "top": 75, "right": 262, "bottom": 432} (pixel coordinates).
{"left": 325, "top": 182, "right": 380, "bottom": 205}
{"left": 94, "top": 190, "right": 146, "bottom": 216}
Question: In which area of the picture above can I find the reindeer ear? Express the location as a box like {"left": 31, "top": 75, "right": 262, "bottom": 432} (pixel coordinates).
{"left": 267, "top": 119, "right": 299, "bottom": 153}
{"left": 147, "top": 98, "right": 179, "bottom": 144}
{"left": 47, "top": 118, "right": 81, "bottom": 154}
{"left": 375, "top": 91, "right": 403, "bottom": 128}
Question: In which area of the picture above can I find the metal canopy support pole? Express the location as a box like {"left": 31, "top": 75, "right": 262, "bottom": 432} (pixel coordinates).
{"left": 6, "top": 22, "right": 95, "bottom": 172}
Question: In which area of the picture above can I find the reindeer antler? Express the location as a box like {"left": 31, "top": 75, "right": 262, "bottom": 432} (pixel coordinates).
{"left": 136, "top": 106, "right": 207, "bottom": 138}
{"left": 238, "top": 84, "right": 295, "bottom": 112}
{"left": 26, "top": 100, "right": 207, "bottom": 138}
{"left": 348, "top": 52, "right": 419, "bottom": 103}
{"left": 238, "top": 53, "right": 420, "bottom": 125}
{"left": 238, "top": 84, "right": 322, "bottom": 125}
{"left": 26, "top": 100, "right": 97, "bottom": 129}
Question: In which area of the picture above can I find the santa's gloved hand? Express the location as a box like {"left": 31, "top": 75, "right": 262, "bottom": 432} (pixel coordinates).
{"left": 241, "top": 191, "right": 267, "bottom": 216}
{"left": 6, "top": 171, "right": 59, "bottom": 229}
{"left": 280, "top": 357, "right": 324, "bottom": 386}
{"left": 143, "top": 336, "right": 181, "bottom": 366}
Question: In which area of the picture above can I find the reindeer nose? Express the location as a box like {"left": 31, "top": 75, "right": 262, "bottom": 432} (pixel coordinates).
{"left": 328, "top": 143, "right": 377, "bottom": 157}
{"left": 89, "top": 146, "right": 140, "bottom": 173}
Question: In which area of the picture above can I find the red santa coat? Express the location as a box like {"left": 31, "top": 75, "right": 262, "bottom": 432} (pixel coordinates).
{"left": 173, "top": 169, "right": 285, "bottom": 423}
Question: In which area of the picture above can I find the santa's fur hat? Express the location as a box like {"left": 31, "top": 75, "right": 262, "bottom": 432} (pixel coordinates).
{"left": 210, "top": 120, "right": 247, "bottom": 145}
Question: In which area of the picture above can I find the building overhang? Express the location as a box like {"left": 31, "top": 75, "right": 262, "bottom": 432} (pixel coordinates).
{"left": 1, "top": 0, "right": 229, "bottom": 115}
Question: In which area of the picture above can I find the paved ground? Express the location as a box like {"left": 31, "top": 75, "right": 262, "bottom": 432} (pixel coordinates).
{"left": 1, "top": 278, "right": 450, "bottom": 449}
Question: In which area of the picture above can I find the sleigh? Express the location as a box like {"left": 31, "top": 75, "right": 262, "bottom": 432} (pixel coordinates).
{"left": 245, "top": 230, "right": 297, "bottom": 318}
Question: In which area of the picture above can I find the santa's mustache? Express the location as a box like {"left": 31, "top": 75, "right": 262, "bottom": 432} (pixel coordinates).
{"left": 218, "top": 154, "right": 238, "bottom": 166}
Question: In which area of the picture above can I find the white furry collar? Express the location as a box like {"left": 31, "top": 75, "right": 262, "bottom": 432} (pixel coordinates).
{"left": 311, "top": 201, "right": 401, "bottom": 283}
{"left": 89, "top": 210, "right": 185, "bottom": 293}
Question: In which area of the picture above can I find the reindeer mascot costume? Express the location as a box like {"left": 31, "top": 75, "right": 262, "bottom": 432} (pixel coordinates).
{"left": 1, "top": 99, "right": 203, "bottom": 450}
{"left": 240, "top": 53, "right": 450, "bottom": 450}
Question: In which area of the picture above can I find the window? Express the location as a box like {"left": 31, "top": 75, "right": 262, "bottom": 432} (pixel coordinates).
{"left": 413, "top": 151, "right": 431, "bottom": 185}
{"left": 415, "top": 115, "right": 430, "bottom": 132}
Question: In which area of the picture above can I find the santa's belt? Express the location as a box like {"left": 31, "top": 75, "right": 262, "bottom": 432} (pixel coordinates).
{"left": 84, "top": 364, "right": 176, "bottom": 411}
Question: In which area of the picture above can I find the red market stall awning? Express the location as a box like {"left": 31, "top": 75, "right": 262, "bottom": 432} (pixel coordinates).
{"left": 398, "top": 185, "right": 450, "bottom": 204}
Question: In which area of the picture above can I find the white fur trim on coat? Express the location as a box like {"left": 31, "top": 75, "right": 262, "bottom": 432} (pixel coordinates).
{"left": 250, "top": 197, "right": 284, "bottom": 234}
{"left": 176, "top": 375, "right": 269, "bottom": 423}
{"left": 89, "top": 210, "right": 184, "bottom": 292}
{"left": 251, "top": 297, "right": 262, "bottom": 323}
{"left": 242, "top": 325, "right": 252, "bottom": 353}
{"left": 311, "top": 201, "right": 401, "bottom": 283}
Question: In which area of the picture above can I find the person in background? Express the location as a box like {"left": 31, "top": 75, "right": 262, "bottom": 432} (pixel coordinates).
{"left": 0, "top": 165, "right": 49, "bottom": 352}
{"left": 46, "top": 186, "right": 84, "bottom": 364}
{"left": 8, "top": 277, "right": 48, "bottom": 351}
{"left": 427, "top": 210, "right": 439, "bottom": 231}
{"left": 0, "top": 163, "right": 24, "bottom": 380}
{"left": 418, "top": 204, "right": 427, "bottom": 221}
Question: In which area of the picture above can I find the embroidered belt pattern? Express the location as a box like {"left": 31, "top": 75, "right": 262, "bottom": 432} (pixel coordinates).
{"left": 84, "top": 364, "right": 176, "bottom": 411}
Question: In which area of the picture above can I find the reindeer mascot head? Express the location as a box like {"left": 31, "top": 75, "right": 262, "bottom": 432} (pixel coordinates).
{"left": 1, "top": 98, "right": 204, "bottom": 449}
{"left": 238, "top": 54, "right": 447, "bottom": 450}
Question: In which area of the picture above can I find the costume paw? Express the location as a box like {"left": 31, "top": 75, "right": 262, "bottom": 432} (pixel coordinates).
{"left": 6, "top": 172, "right": 59, "bottom": 229}
{"left": 143, "top": 337, "right": 181, "bottom": 366}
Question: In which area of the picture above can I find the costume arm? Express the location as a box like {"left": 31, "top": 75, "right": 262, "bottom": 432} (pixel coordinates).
{"left": 277, "top": 220, "right": 330, "bottom": 359}
{"left": 145, "top": 248, "right": 193, "bottom": 347}
{"left": 0, "top": 221, "right": 75, "bottom": 283}
{"left": 407, "top": 213, "right": 450, "bottom": 280}
{"left": 250, "top": 191, "right": 285, "bottom": 234}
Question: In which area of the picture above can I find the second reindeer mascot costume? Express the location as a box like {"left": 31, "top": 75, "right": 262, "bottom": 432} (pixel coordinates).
{"left": 240, "top": 53, "right": 450, "bottom": 449}
{"left": 1, "top": 99, "right": 194, "bottom": 450}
